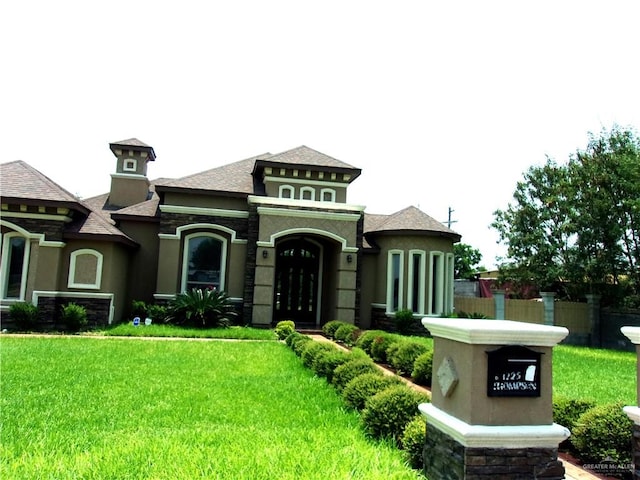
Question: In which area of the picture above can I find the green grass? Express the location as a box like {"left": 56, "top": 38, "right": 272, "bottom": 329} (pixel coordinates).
{"left": 97, "top": 323, "right": 277, "bottom": 340}
{"left": 553, "top": 344, "right": 636, "bottom": 405}
{"left": 0, "top": 337, "right": 423, "bottom": 480}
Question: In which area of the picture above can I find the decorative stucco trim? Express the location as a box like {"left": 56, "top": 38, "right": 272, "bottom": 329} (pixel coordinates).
{"left": 68, "top": 249, "right": 103, "bottom": 290}
{"left": 248, "top": 195, "right": 365, "bottom": 213}
{"left": 158, "top": 223, "right": 247, "bottom": 244}
{"left": 419, "top": 403, "right": 570, "bottom": 448}
{"left": 624, "top": 406, "right": 640, "bottom": 425}
{"left": 256, "top": 228, "right": 358, "bottom": 253}
{"left": 621, "top": 326, "right": 640, "bottom": 345}
{"left": 154, "top": 293, "right": 176, "bottom": 301}
{"left": 421, "top": 318, "right": 569, "bottom": 347}
{"left": 160, "top": 204, "right": 249, "bottom": 219}
{"left": 31, "top": 290, "right": 115, "bottom": 325}
{"left": 0, "top": 211, "right": 73, "bottom": 222}
{"left": 257, "top": 206, "right": 361, "bottom": 222}
{"left": 0, "top": 219, "right": 66, "bottom": 247}
{"left": 263, "top": 176, "right": 349, "bottom": 188}
{"left": 110, "top": 172, "right": 146, "bottom": 179}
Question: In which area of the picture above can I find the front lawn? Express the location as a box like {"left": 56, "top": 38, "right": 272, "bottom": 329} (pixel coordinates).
{"left": 0, "top": 337, "right": 423, "bottom": 480}
{"left": 97, "top": 323, "right": 277, "bottom": 340}
{"left": 553, "top": 344, "right": 636, "bottom": 405}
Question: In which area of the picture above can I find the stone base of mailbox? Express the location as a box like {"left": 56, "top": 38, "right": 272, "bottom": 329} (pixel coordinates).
{"left": 625, "top": 407, "right": 640, "bottom": 480}
{"left": 421, "top": 403, "right": 569, "bottom": 480}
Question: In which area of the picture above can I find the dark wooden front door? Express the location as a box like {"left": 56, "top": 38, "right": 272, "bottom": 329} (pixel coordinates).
{"left": 273, "top": 238, "right": 320, "bottom": 325}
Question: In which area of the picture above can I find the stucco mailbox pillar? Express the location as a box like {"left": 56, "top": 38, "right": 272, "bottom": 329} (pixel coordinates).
{"left": 622, "top": 326, "right": 640, "bottom": 480}
{"left": 420, "top": 318, "right": 570, "bottom": 480}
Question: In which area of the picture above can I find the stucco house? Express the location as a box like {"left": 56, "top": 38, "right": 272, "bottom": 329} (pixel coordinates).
{"left": 0, "top": 139, "right": 460, "bottom": 329}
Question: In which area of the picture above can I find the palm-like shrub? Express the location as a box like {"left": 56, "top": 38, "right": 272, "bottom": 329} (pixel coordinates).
{"left": 168, "top": 288, "right": 237, "bottom": 328}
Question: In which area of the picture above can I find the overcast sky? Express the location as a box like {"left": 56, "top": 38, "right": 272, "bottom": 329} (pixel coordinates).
{"left": 2, "top": 1, "right": 639, "bottom": 268}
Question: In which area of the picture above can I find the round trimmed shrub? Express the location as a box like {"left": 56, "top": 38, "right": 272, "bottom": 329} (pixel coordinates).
{"left": 388, "top": 341, "right": 429, "bottom": 375}
{"left": 291, "top": 334, "right": 313, "bottom": 356}
{"left": 571, "top": 401, "right": 633, "bottom": 464}
{"left": 322, "top": 320, "right": 347, "bottom": 339}
{"left": 354, "top": 330, "right": 386, "bottom": 355}
{"left": 9, "top": 302, "right": 38, "bottom": 331}
{"left": 411, "top": 349, "right": 434, "bottom": 386}
{"left": 362, "top": 384, "right": 430, "bottom": 441}
{"left": 301, "top": 341, "right": 338, "bottom": 368}
{"left": 401, "top": 415, "right": 426, "bottom": 469}
{"left": 312, "top": 349, "right": 351, "bottom": 383}
{"left": 61, "top": 302, "right": 88, "bottom": 331}
{"left": 342, "top": 373, "right": 403, "bottom": 411}
{"left": 274, "top": 320, "right": 295, "bottom": 340}
{"left": 394, "top": 308, "right": 415, "bottom": 334}
{"left": 332, "top": 358, "right": 382, "bottom": 392}
{"left": 370, "top": 333, "right": 400, "bottom": 363}
{"left": 285, "top": 331, "right": 303, "bottom": 347}
{"left": 553, "top": 396, "right": 596, "bottom": 437}
{"left": 334, "top": 324, "right": 359, "bottom": 345}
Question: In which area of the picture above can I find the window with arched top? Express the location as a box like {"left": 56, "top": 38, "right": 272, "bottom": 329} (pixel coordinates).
{"left": 68, "top": 249, "right": 103, "bottom": 289}
{"left": 182, "top": 233, "right": 227, "bottom": 292}
{"left": 300, "top": 186, "right": 315, "bottom": 201}
{"left": 279, "top": 185, "right": 294, "bottom": 199}
{"left": 0, "top": 232, "right": 30, "bottom": 300}
{"left": 320, "top": 188, "right": 336, "bottom": 202}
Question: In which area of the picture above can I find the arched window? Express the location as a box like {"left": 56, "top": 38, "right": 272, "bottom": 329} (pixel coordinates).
{"left": 320, "top": 188, "right": 336, "bottom": 202}
{"left": 182, "top": 233, "right": 227, "bottom": 292}
{"left": 279, "top": 185, "right": 294, "bottom": 199}
{"left": 68, "top": 249, "right": 103, "bottom": 289}
{"left": 1, "top": 233, "right": 30, "bottom": 300}
{"left": 300, "top": 186, "right": 315, "bottom": 201}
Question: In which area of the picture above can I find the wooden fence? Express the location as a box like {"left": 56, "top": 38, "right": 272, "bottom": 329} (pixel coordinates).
{"left": 454, "top": 296, "right": 590, "bottom": 332}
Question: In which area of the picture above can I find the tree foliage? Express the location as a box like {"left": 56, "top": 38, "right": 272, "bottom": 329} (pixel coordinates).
{"left": 453, "top": 243, "right": 484, "bottom": 279}
{"left": 492, "top": 126, "right": 640, "bottom": 304}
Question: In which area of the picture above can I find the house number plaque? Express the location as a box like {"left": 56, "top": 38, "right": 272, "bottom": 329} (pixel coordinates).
{"left": 486, "top": 345, "right": 541, "bottom": 397}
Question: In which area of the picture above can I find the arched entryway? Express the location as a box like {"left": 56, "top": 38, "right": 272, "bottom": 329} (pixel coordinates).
{"left": 272, "top": 237, "right": 321, "bottom": 326}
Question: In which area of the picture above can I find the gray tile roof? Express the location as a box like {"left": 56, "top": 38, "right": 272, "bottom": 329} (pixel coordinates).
{"left": 0, "top": 160, "right": 84, "bottom": 207}
{"left": 109, "top": 138, "right": 156, "bottom": 161}
{"left": 156, "top": 154, "right": 270, "bottom": 194}
{"left": 256, "top": 145, "right": 359, "bottom": 170}
{"left": 364, "top": 206, "right": 461, "bottom": 243}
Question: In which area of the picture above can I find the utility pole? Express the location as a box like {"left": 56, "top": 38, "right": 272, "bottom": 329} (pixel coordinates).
{"left": 443, "top": 207, "right": 457, "bottom": 229}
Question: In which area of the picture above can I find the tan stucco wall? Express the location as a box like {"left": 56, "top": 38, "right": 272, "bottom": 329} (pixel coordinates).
{"left": 431, "top": 337, "right": 553, "bottom": 426}
{"left": 109, "top": 175, "right": 150, "bottom": 208}
{"left": 163, "top": 192, "right": 248, "bottom": 211}
{"left": 358, "top": 253, "right": 378, "bottom": 329}
{"left": 59, "top": 240, "right": 131, "bottom": 323}
{"left": 118, "top": 220, "right": 160, "bottom": 305}
{"left": 156, "top": 237, "right": 181, "bottom": 294}
{"left": 369, "top": 234, "right": 454, "bottom": 308}
{"left": 257, "top": 212, "right": 358, "bottom": 247}
{"left": 30, "top": 241, "right": 65, "bottom": 292}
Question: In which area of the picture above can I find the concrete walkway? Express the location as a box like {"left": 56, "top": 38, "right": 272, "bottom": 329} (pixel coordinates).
{"left": 309, "top": 334, "right": 603, "bottom": 480}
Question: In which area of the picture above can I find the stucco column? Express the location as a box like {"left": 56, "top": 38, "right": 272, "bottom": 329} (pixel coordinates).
{"left": 493, "top": 290, "right": 505, "bottom": 320}
{"left": 585, "top": 294, "right": 601, "bottom": 348}
{"left": 420, "top": 318, "right": 569, "bottom": 480}
{"left": 540, "top": 291, "right": 556, "bottom": 326}
{"left": 621, "top": 326, "right": 640, "bottom": 480}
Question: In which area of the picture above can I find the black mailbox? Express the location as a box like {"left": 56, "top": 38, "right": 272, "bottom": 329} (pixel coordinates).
{"left": 486, "top": 345, "right": 542, "bottom": 397}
